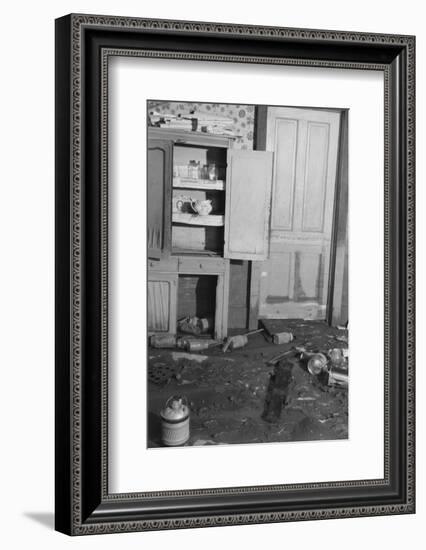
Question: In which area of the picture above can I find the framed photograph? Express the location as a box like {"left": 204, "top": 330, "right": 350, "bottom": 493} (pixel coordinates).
{"left": 55, "top": 14, "right": 415, "bottom": 535}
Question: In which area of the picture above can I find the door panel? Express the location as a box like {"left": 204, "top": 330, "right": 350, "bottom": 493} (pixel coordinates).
{"left": 263, "top": 252, "right": 293, "bottom": 301}
{"left": 147, "top": 139, "right": 172, "bottom": 259}
{"left": 302, "top": 122, "right": 329, "bottom": 232}
{"left": 296, "top": 251, "right": 323, "bottom": 300}
{"left": 259, "top": 108, "right": 341, "bottom": 319}
{"left": 271, "top": 119, "right": 298, "bottom": 231}
{"left": 224, "top": 150, "right": 273, "bottom": 261}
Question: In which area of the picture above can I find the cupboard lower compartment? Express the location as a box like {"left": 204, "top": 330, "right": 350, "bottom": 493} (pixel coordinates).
{"left": 177, "top": 275, "right": 217, "bottom": 337}
{"left": 148, "top": 257, "right": 229, "bottom": 341}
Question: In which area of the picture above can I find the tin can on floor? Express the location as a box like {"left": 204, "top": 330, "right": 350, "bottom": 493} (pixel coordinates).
{"left": 197, "top": 316, "right": 214, "bottom": 334}
{"left": 186, "top": 340, "right": 213, "bottom": 352}
{"left": 176, "top": 338, "right": 218, "bottom": 352}
{"left": 150, "top": 334, "right": 177, "bottom": 348}
{"left": 160, "top": 395, "right": 190, "bottom": 446}
{"left": 229, "top": 334, "right": 248, "bottom": 350}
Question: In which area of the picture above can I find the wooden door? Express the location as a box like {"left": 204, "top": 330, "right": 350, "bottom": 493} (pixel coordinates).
{"left": 259, "top": 107, "right": 341, "bottom": 319}
{"left": 147, "top": 271, "right": 177, "bottom": 335}
{"left": 147, "top": 139, "right": 173, "bottom": 259}
{"left": 224, "top": 149, "right": 273, "bottom": 261}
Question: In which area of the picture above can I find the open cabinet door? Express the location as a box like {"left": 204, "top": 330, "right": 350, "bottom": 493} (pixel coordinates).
{"left": 224, "top": 150, "right": 273, "bottom": 260}
{"left": 147, "top": 139, "right": 173, "bottom": 259}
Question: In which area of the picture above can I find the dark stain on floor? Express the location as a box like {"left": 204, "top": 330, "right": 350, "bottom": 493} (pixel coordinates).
{"left": 147, "top": 320, "right": 348, "bottom": 447}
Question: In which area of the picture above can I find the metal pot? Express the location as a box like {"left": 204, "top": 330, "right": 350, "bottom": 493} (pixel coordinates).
{"left": 307, "top": 353, "right": 328, "bottom": 376}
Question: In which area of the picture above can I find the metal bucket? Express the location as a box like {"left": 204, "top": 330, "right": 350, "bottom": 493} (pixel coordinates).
{"left": 160, "top": 395, "right": 190, "bottom": 446}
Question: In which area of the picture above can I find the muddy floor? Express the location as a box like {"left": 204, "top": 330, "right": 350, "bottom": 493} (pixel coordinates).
{"left": 147, "top": 320, "right": 348, "bottom": 447}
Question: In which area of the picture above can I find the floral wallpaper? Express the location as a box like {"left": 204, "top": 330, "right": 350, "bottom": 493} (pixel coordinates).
{"left": 148, "top": 100, "right": 255, "bottom": 150}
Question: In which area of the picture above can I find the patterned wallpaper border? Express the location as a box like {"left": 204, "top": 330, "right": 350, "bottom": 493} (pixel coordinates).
{"left": 148, "top": 100, "right": 255, "bottom": 150}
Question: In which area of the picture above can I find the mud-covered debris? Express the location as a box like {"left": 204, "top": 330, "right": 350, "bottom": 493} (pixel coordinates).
{"left": 203, "top": 419, "right": 218, "bottom": 429}
{"left": 297, "top": 396, "right": 316, "bottom": 401}
{"left": 148, "top": 361, "right": 182, "bottom": 385}
{"left": 263, "top": 359, "right": 294, "bottom": 423}
{"left": 148, "top": 319, "right": 349, "bottom": 447}
{"left": 177, "top": 316, "right": 201, "bottom": 335}
{"left": 328, "top": 365, "right": 349, "bottom": 388}
{"left": 171, "top": 352, "right": 208, "bottom": 363}
{"left": 150, "top": 334, "right": 177, "bottom": 348}
{"left": 222, "top": 328, "right": 264, "bottom": 352}
{"left": 307, "top": 353, "right": 328, "bottom": 375}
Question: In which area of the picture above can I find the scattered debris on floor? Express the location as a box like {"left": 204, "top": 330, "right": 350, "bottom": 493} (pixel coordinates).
{"left": 222, "top": 328, "right": 264, "bottom": 352}
{"left": 261, "top": 320, "right": 294, "bottom": 344}
{"left": 171, "top": 352, "right": 208, "bottom": 363}
{"left": 150, "top": 334, "right": 179, "bottom": 349}
{"left": 262, "top": 357, "right": 294, "bottom": 423}
{"left": 148, "top": 361, "right": 182, "bottom": 386}
{"left": 177, "top": 316, "right": 214, "bottom": 335}
{"left": 148, "top": 319, "right": 349, "bottom": 447}
{"left": 191, "top": 439, "right": 216, "bottom": 446}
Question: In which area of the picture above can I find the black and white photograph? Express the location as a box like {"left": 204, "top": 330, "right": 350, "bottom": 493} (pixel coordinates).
{"left": 147, "top": 100, "right": 349, "bottom": 448}
{"left": 0, "top": 0, "right": 420, "bottom": 545}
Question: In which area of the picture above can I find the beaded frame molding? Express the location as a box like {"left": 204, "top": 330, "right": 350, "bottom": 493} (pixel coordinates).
{"left": 55, "top": 14, "right": 415, "bottom": 535}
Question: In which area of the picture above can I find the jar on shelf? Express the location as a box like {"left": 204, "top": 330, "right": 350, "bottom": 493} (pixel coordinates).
{"left": 177, "top": 165, "right": 189, "bottom": 178}
{"left": 188, "top": 160, "right": 201, "bottom": 179}
{"left": 201, "top": 164, "right": 209, "bottom": 180}
{"left": 208, "top": 163, "right": 217, "bottom": 181}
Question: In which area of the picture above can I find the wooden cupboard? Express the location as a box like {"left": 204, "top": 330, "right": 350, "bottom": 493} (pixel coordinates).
{"left": 147, "top": 128, "right": 273, "bottom": 338}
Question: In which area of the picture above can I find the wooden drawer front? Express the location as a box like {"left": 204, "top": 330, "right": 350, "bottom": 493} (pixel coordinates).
{"left": 148, "top": 257, "right": 178, "bottom": 272}
{"left": 178, "top": 256, "right": 227, "bottom": 274}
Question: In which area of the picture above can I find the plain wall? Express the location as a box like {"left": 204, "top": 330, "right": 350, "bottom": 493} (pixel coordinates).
{"left": 0, "top": 1, "right": 423, "bottom": 549}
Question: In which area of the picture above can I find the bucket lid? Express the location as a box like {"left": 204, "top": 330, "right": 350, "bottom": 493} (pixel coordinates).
{"left": 161, "top": 395, "right": 189, "bottom": 421}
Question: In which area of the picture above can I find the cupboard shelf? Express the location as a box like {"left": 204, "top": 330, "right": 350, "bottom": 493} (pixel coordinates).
{"left": 173, "top": 177, "right": 225, "bottom": 191}
{"left": 172, "top": 212, "right": 224, "bottom": 226}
